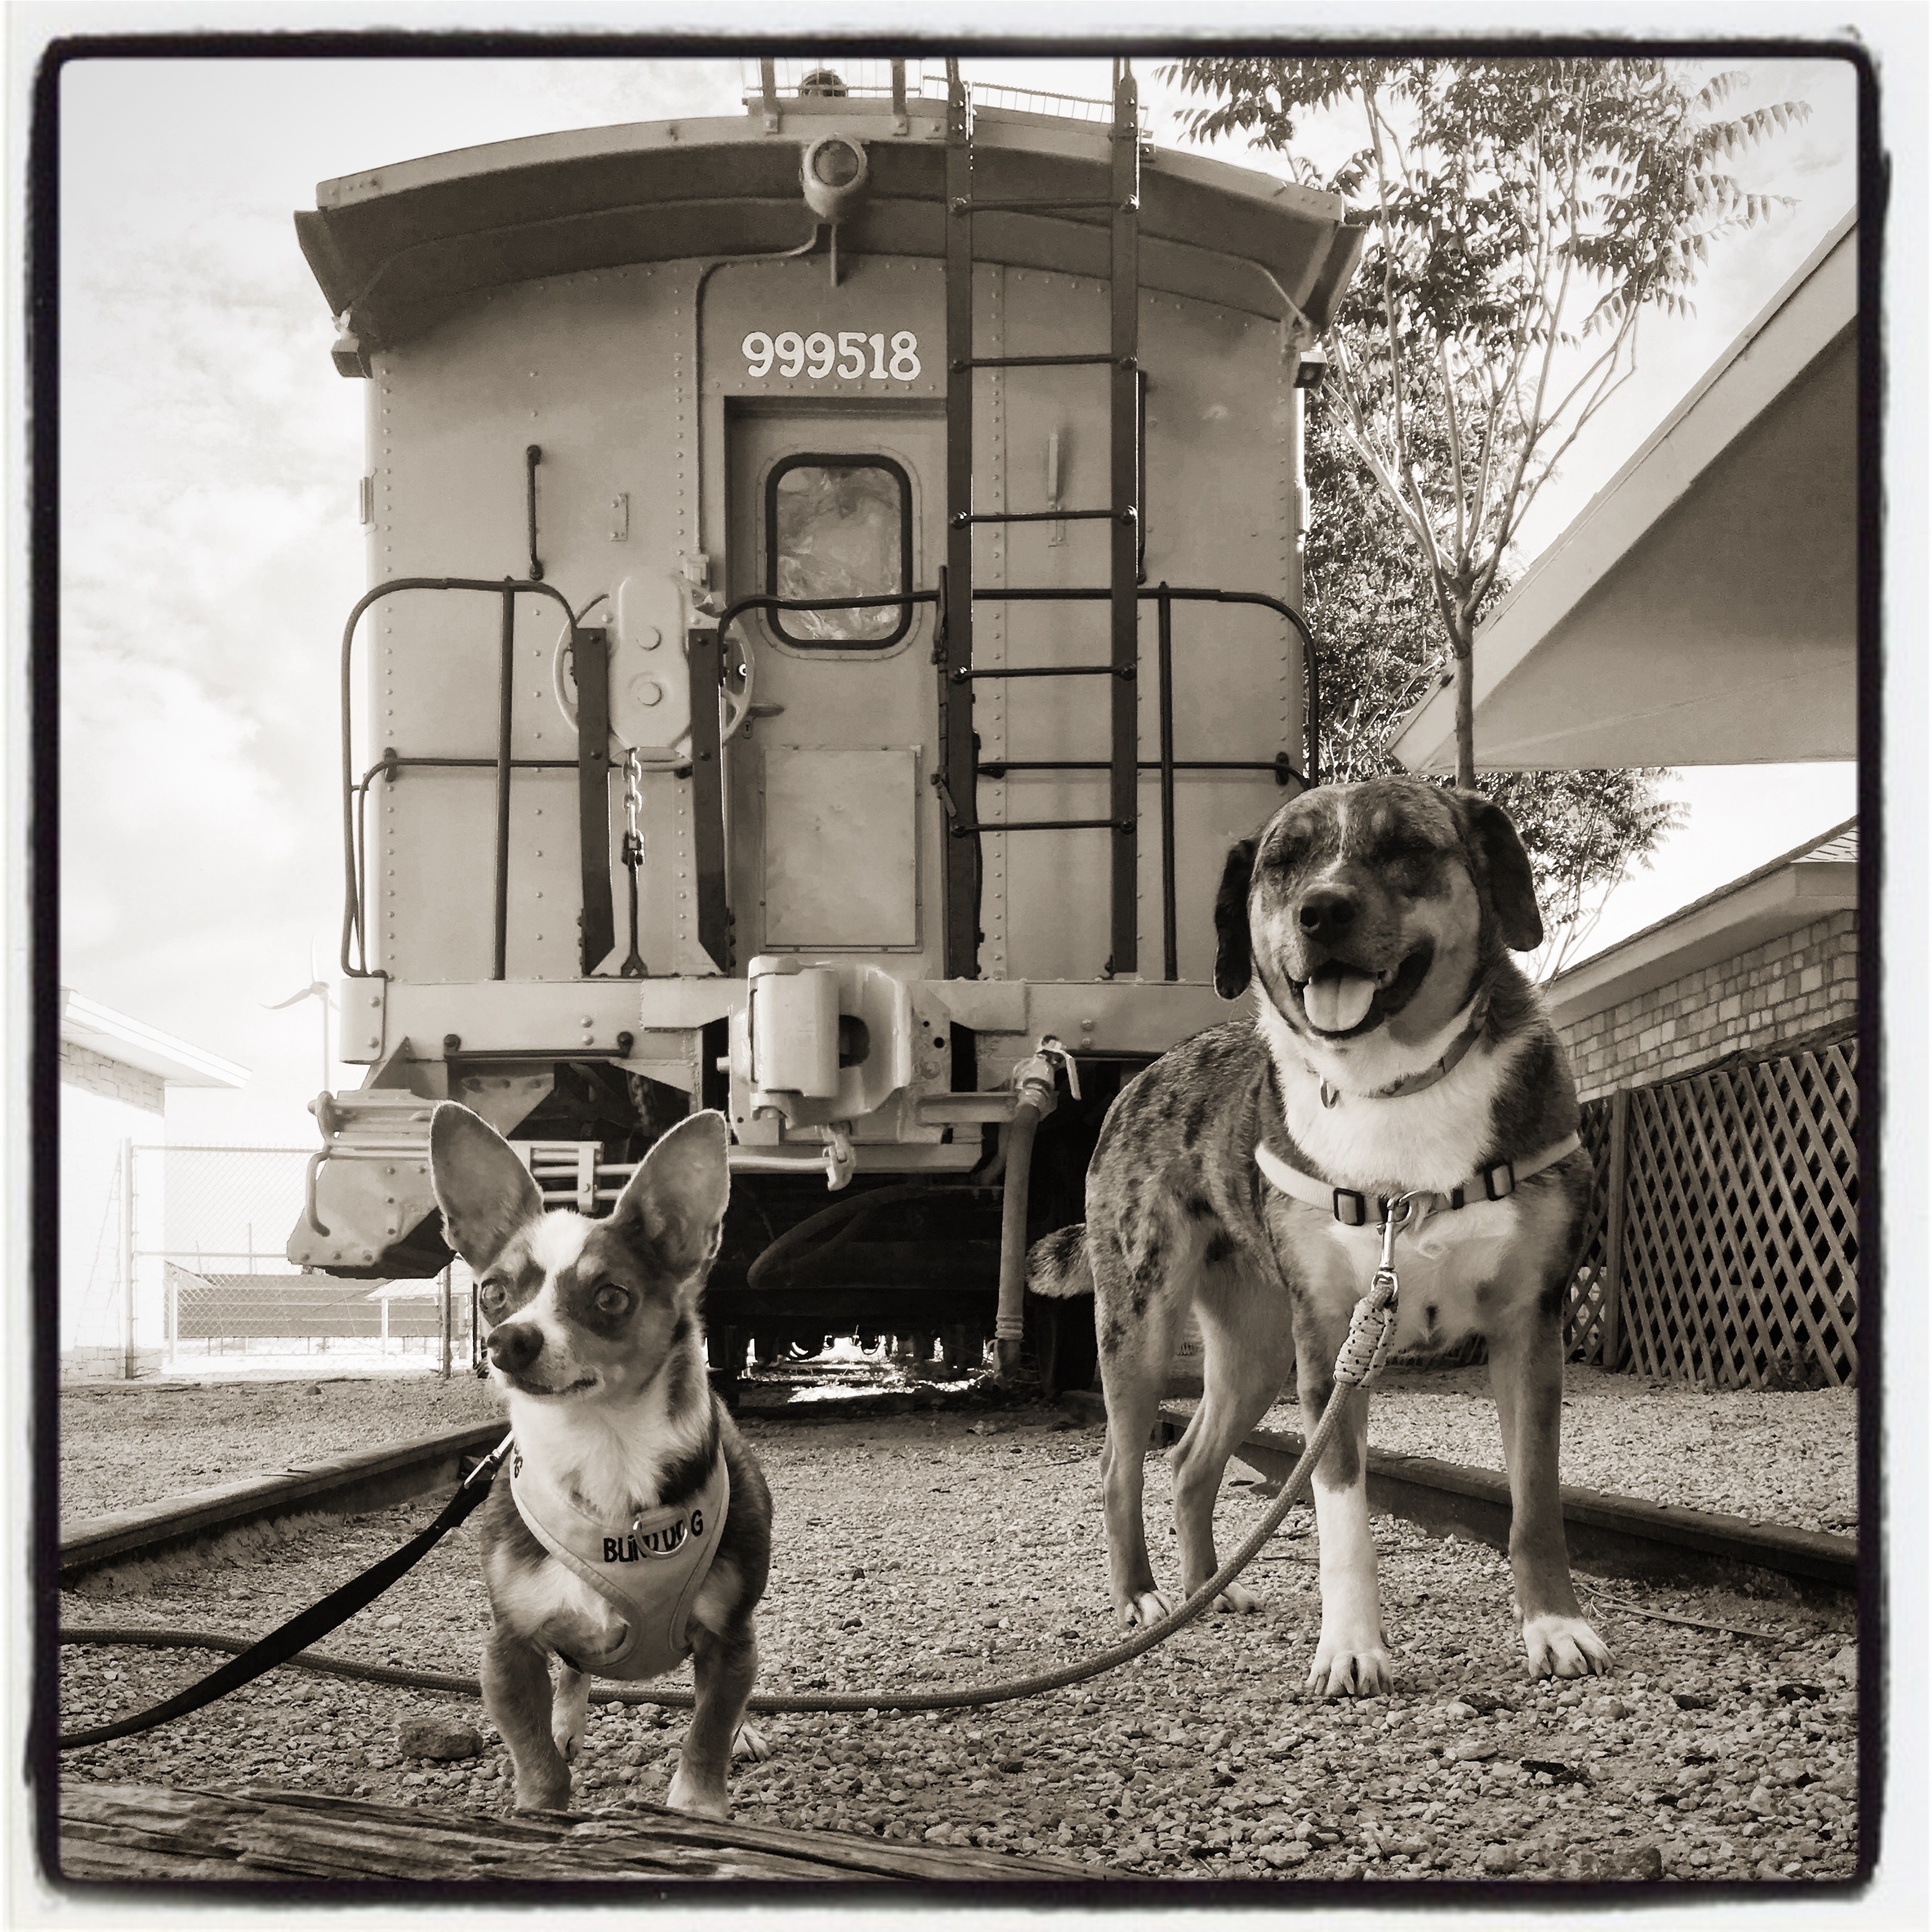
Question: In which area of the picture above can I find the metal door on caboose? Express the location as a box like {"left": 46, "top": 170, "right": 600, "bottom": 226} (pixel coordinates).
{"left": 725, "top": 405, "right": 945, "bottom": 972}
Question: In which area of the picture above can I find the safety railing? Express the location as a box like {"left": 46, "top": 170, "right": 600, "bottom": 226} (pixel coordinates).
{"left": 339, "top": 565, "right": 1316, "bottom": 998}
{"left": 338, "top": 578, "right": 604, "bottom": 981}
{"left": 737, "top": 58, "right": 1149, "bottom": 134}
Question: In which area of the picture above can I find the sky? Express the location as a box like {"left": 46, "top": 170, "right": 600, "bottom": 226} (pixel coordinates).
{"left": 49, "top": 46, "right": 1860, "bottom": 1148}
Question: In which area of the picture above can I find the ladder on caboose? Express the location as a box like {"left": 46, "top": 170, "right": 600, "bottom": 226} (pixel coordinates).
{"left": 936, "top": 57, "right": 1143, "bottom": 982}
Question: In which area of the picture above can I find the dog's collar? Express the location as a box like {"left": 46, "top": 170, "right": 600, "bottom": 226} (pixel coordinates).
{"left": 1254, "top": 1131, "right": 1583, "bottom": 1228}
{"left": 1289, "top": 962, "right": 1504, "bottom": 1109}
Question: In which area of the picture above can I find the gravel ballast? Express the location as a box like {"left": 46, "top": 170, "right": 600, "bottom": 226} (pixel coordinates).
{"left": 1254, "top": 1364, "right": 1857, "bottom": 1536}
{"left": 59, "top": 1376, "right": 504, "bottom": 1522}
{"left": 58, "top": 1374, "right": 1861, "bottom": 1885}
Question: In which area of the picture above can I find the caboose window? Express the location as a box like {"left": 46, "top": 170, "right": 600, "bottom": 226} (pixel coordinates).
{"left": 765, "top": 456, "right": 913, "bottom": 649}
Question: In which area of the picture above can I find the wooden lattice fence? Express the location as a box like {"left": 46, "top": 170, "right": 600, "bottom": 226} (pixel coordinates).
{"left": 1565, "top": 1031, "right": 1859, "bottom": 1389}
{"left": 1559, "top": 1100, "right": 1617, "bottom": 1367}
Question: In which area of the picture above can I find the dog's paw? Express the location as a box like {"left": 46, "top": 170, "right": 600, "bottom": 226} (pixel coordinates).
{"left": 1211, "top": 1580, "right": 1263, "bottom": 1615}
{"left": 1118, "top": 1589, "right": 1177, "bottom": 1630}
{"left": 665, "top": 1766, "right": 730, "bottom": 1820}
{"left": 1305, "top": 1636, "right": 1394, "bottom": 1700}
{"left": 732, "top": 1722, "right": 771, "bottom": 1763}
{"left": 1522, "top": 1613, "right": 1613, "bottom": 1680}
{"left": 512, "top": 1781, "right": 573, "bottom": 1815}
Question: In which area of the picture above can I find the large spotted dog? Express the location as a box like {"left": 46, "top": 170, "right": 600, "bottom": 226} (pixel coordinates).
{"left": 1031, "top": 778, "right": 1611, "bottom": 1695}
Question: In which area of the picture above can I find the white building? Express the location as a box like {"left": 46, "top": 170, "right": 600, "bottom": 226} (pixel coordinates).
{"left": 59, "top": 990, "right": 248, "bottom": 1376}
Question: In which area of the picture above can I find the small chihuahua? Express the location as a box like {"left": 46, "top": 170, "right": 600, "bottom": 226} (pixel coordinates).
{"left": 429, "top": 1102, "right": 772, "bottom": 1818}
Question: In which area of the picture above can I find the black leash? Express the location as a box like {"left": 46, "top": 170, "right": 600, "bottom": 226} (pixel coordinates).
{"left": 59, "top": 1431, "right": 514, "bottom": 1752}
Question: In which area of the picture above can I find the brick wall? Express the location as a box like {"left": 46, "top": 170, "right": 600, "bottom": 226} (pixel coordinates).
{"left": 59, "top": 1040, "right": 164, "bottom": 1114}
{"left": 1558, "top": 909, "right": 1857, "bottom": 1103}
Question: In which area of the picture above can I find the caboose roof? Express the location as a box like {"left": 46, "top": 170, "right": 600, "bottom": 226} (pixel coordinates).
{"left": 296, "top": 94, "right": 1365, "bottom": 356}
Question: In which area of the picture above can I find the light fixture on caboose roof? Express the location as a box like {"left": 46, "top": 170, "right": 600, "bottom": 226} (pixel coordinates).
{"left": 1293, "top": 344, "right": 1328, "bottom": 390}
{"left": 331, "top": 314, "right": 370, "bottom": 379}
{"left": 800, "top": 134, "right": 870, "bottom": 225}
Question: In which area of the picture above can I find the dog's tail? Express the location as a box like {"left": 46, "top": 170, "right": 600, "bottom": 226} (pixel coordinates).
{"left": 1025, "top": 1223, "right": 1092, "bottom": 1300}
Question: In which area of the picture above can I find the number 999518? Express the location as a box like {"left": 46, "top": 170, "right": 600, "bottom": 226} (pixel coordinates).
{"left": 741, "top": 330, "right": 920, "bottom": 382}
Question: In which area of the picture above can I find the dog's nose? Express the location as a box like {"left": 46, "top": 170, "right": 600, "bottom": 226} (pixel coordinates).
{"left": 1297, "top": 888, "right": 1357, "bottom": 943}
{"left": 487, "top": 1322, "right": 542, "bottom": 1374}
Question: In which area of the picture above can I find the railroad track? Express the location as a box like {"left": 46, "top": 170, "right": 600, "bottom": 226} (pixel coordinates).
{"left": 59, "top": 1391, "right": 1855, "bottom": 1598}
{"left": 59, "top": 1422, "right": 511, "bottom": 1584}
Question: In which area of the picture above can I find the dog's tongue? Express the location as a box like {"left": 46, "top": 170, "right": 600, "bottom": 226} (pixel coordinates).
{"left": 1304, "top": 970, "right": 1377, "bottom": 1034}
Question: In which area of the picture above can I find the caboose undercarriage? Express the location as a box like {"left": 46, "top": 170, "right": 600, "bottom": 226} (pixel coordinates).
{"left": 285, "top": 59, "right": 1363, "bottom": 1384}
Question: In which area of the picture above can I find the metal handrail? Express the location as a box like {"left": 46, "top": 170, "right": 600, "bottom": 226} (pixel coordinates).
{"left": 973, "top": 583, "right": 1320, "bottom": 786}
{"left": 710, "top": 587, "right": 940, "bottom": 650}
{"left": 338, "top": 578, "right": 580, "bottom": 979}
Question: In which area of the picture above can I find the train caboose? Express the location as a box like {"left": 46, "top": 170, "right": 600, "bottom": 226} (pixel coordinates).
{"left": 285, "top": 57, "right": 1363, "bottom": 1387}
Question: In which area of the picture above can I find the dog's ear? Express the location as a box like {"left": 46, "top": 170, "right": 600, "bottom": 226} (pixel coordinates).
{"left": 1450, "top": 789, "right": 1544, "bottom": 952}
{"left": 1212, "top": 837, "right": 1258, "bottom": 999}
{"left": 608, "top": 1109, "right": 732, "bottom": 1280}
{"left": 429, "top": 1102, "right": 545, "bottom": 1267}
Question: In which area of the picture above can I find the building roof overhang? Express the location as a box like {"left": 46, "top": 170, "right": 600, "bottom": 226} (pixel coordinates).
{"left": 1540, "top": 821, "right": 1857, "bottom": 1033}
{"left": 1388, "top": 213, "right": 1858, "bottom": 772}
{"left": 60, "top": 991, "right": 250, "bottom": 1089}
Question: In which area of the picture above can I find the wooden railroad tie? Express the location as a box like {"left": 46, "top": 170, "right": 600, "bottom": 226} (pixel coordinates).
{"left": 58, "top": 1782, "right": 1105, "bottom": 1886}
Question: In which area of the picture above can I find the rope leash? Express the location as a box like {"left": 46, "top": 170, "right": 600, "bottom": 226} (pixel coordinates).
{"left": 60, "top": 1258, "right": 1407, "bottom": 1735}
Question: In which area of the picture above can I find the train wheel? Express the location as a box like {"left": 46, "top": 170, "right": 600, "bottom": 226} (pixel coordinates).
{"left": 1031, "top": 1294, "right": 1098, "bottom": 1401}
{"left": 706, "top": 1325, "right": 743, "bottom": 1408}
{"left": 941, "top": 1323, "right": 987, "bottom": 1377}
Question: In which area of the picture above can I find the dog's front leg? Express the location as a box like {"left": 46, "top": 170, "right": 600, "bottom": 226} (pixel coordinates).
{"left": 667, "top": 1614, "right": 759, "bottom": 1820}
{"left": 1170, "top": 1280, "right": 1300, "bottom": 1614}
{"left": 1296, "top": 1317, "right": 1392, "bottom": 1698}
{"left": 1486, "top": 1311, "right": 1613, "bottom": 1680}
{"left": 551, "top": 1662, "right": 591, "bottom": 1766}
{"left": 482, "top": 1629, "right": 574, "bottom": 1813}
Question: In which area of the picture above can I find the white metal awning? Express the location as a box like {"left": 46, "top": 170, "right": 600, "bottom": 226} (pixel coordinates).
{"left": 1388, "top": 212, "right": 1857, "bottom": 772}
{"left": 59, "top": 989, "right": 249, "bottom": 1088}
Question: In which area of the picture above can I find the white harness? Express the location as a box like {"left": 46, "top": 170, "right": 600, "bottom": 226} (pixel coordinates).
{"left": 509, "top": 1444, "right": 730, "bottom": 1682}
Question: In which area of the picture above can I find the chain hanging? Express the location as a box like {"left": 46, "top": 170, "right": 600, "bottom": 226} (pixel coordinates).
{"left": 619, "top": 747, "right": 647, "bottom": 978}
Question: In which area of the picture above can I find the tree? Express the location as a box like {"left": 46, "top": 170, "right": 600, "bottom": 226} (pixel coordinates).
{"left": 1169, "top": 56, "right": 1809, "bottom": 785}
{"left": 1302, "top": 393, "right": 1680, "bottom": 981}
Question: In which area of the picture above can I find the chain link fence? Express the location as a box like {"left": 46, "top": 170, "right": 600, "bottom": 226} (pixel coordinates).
{"left": 79, "top": 1145, "right": 478, "bottom": 1378}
